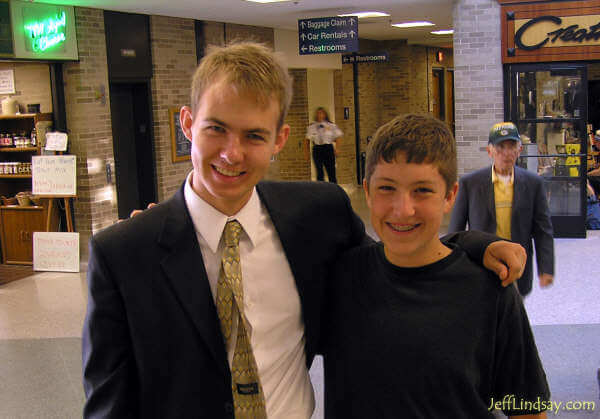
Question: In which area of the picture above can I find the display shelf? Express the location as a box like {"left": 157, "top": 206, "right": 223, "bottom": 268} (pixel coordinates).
{"left": 0, "top": 113, "right": 44, "bottom": 120}
{"left": 0, "top": 147, "right": 39, "bottom": 152}
{"left": 0, "top": 113, "right": 52, "bottom": 264}
{"left": 0, "top": 205, "right": 43, "bottom": 209}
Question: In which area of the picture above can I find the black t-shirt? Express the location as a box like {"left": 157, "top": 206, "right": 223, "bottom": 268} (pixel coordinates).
{"left": 324, "top": 242, "right": 550, "bottom": 418}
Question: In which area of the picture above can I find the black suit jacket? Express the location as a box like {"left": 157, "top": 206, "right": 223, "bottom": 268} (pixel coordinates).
{"left": 82, "top": 181, "right": 368, "bottom": 418}
{"left": 448, "top": 165, "right": 554, "bottom": 295}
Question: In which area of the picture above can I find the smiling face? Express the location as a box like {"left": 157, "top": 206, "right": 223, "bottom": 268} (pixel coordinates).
{"left": 180, "top": 80, "right": 289, "bottom": 215}
{"left": 364, "top": 153, "right": 458, "bottom": 267}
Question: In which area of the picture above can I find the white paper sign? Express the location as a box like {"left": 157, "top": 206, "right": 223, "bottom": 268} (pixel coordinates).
{"left": 32, "top": 155, "right": 77, "bottom": 196}
{"left": 45, "top": 132, "right": 69, "bottom": 151}
{"left": 0, "top": 69, "right": 15, "bottom": 94}
{"left": 33, "top": 232, "right": 80, "bottom": 272}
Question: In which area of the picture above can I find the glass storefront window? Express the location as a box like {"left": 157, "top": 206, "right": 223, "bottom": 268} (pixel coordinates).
{"left": 547, "top": 180, "right": 581, "bottom": 216}
{"left": 516, "top": 121, "right": 585, "bottom": 178}
{"left": 516, "top": 70, "right": 584, "bottom": 120}
{"left": 507, "top": 63, "right": 587, "bottom": 237}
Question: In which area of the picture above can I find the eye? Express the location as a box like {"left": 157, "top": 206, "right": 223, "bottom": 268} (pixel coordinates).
{"left": 377, "top": 185, "right": 395, "bottom": 192}
{"left": 206, "top": 125, "right": 226, "bottom": 134}
{"left": 415, "top": 187, "right": 434, "bottom": 194}
{"left": 247, "top": 133, "right": 266, "bottom": 142}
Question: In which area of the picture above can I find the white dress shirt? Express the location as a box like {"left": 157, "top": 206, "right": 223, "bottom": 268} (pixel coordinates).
{"left": 306, "top": 121, "right": 343, "bottom": 145}
{"left": 184, "top": 173, "right": 315, "bottom": 419}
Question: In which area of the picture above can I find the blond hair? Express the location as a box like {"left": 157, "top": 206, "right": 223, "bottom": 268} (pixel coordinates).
{"left": 191, "top": 41, "right": 293, "bottom": 128}
{"left": 365, "top": 114, "right": 457, "bottom": 194}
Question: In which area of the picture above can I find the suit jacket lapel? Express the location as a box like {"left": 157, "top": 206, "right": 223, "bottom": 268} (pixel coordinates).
{"left": 255, "top": 183, "right": 312, "bottom": 302}
{"left": 158, "top": 187, "right": 229, "bottom": 376}
{"left": 511, "top": 167, "right": 527, "bottom": 240}
{"left": 484, "top": 167, "right": 495, "bottom": 222}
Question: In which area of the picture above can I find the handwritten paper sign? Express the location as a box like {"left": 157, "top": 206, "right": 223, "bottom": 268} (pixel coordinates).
{"left": 45, "top": 132, "right": 68, "bottom": 151}
{"left": 0, "top": 69, "right": 15, "bottom": 94}
{"left": 33, "top": 232, "right": 80, "bottom": 272}
{"left": 32, "top": 155, "right": 76, "bottom": 196}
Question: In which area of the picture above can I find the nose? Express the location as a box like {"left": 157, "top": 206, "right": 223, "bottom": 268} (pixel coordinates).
{"left": 392, "top": 192, "right": 416, "bottom": 218}
{"left": 220, "top": 134, "right": 244, "bottom": 165}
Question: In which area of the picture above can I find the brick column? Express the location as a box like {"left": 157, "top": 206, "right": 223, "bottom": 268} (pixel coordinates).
{"left": 453, "top": 0, "right": 504, "bottom": 175}
{"left": 64, "top": 7, "right": 115, "bottom": 256}
{"left": 149, "top": 15, "right": 197, "bottom": 201}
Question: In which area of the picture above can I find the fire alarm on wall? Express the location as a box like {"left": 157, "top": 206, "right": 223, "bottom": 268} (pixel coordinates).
{"left": 436, "top": 51, "right": 443, "bottom": 63}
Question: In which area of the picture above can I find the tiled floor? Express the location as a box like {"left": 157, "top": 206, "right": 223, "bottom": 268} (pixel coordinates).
{"left": 0, "top": 184, "right": 599, "bottom": 418}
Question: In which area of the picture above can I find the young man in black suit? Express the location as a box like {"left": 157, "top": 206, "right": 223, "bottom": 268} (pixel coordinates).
{"left": 82, "top": 42, "right": 526, "bottom": 419}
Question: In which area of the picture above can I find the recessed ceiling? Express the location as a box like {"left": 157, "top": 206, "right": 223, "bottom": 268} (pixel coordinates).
{"left": 36, "top": 0, "right": 454, "bottom": 47}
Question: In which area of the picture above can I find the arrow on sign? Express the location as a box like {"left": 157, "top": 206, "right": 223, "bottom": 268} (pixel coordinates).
{"left": 349, "top": 30, "right": 356, "bottom": 38}
{"left": 301, "top": 45, "right": 307, "bottom": 53}
{"left": 300, "top": 33, "right": 306, "bottom": 41}
{"left": 300, "top": 21, "right": 306, "bottom": 29}
{"left": 350, "top": 18, "right": 356, "bottom": 25}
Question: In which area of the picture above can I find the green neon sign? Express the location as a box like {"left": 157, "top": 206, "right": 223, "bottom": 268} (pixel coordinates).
{"left": 24, "top": 11, "right": 66, "bottom": 52}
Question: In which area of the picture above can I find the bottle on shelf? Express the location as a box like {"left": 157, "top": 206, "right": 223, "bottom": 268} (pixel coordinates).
{"left": 31, "top": 128, "right": 37, "bottom": 147}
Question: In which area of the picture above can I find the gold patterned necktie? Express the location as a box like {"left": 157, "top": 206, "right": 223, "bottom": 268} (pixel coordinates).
{"left": 216, "top": 220, "right": 267, "bottom": 419}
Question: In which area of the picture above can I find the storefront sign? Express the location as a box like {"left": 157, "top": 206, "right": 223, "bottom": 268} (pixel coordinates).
{"left": 9, "top": 0, "right": 78, "bottom": 60}
{"left": 501, "top": 0, "right": 600, "bottom": 63}
{"left": 515, "top": 15, "right": 600, "bottom": 51}
{"left": 24, "top": 10, "right": 67, "bottom": 52}
{"left": 0, "top": 69, "right": 15, "bottom": 94}
{"left": 32, "top": 155, "right": 77, "bottom": 196}
{"left": 33, "top": 232, "right": 79, "bottom": 273}
{"left": 298, "top": 17, "right": 358, "bottom": 55}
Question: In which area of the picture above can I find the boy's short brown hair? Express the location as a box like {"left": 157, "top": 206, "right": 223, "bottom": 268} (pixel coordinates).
{"left": 190, "top": 41, "right": 293, "bottom": 129}
{"left": 365, "top": 114, "right": 457, "bottom": 193}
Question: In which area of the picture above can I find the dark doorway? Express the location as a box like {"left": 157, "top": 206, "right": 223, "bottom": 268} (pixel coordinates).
{"left": 588, "top": 80, "right": 600, "bottom": 133}
{"left": 432, "top": 68, "right": 445, "bottom": 121}
{"left": 109, "top": 82, "right": 156, "bottom": 219}
{"left": 446, "top": 69, "right": 455, "bottom": 135}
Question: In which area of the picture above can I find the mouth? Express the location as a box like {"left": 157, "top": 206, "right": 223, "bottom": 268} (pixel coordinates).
{"left": 386, "top": 222, "right": 420, "bottom": 233}
{"left": 213, "top": 165, "right": 245, "bottom": 177}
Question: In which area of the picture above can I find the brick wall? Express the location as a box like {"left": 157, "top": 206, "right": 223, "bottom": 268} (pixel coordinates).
{"left": 0, "top": 63, "right": 52, "bottom": 113}
{"left": 334, "top": 69, "right": 356, "bottom": 184}
{"left": 335, "top": 40, "right": 452, "bottom": 184}
{"left": 150, "top": 15, "right": 196, "bottom": 201}
{"left": 453, "top": 0, "right": 504, "bottom": 175}
{"left": 63, "top": 7, "right": 115, "bottom": 254}
{"left": 274, "top": 68, "right": 310, "bottom": 180}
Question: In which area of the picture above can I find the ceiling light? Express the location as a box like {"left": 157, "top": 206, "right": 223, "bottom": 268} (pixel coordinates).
{"left": 431, "top": 29, "right": 454, "bottom": 35}
{"left": 244, "top": 0, "right": 291, "bottom": 3}
{"left": 338, "top": 12, "right": 390, "bottom": 19}
{"left": 391, "top": 21, "right": 435, "bottom": 28}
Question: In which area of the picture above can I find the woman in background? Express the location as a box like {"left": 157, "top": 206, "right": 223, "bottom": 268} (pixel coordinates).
{"left": 304, "top": 107, "right": 342, "bottom": 183}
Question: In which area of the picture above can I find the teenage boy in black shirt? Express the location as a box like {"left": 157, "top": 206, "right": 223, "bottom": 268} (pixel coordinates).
{"left": 325, "top": 114, "right": 549, "bottom": 418}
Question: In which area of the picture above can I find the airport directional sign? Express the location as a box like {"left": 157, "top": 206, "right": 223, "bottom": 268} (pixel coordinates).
{"left": 298, "top": 16, "right": 358, "bottom": 55}
{"left": 342, "top": 52, "right": 389, "bottom": 64}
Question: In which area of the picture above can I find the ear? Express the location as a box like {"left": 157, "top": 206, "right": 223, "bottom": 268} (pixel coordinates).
{"left": 273, "top": 123, "right": 290, "bottom": 154}
{"left": 363, "top": 178, "right": 372, "bottom": 209}
{"left": 180, "top": 106, "right": 194, "bottom": 142}
{"left": 486, "top": 144, "right": 494, "bottom": 159}
{"left": 444, "top": 181, "right": 459, "bottom": 213}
